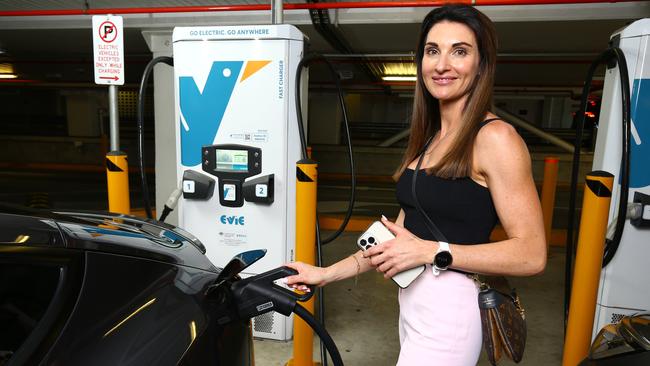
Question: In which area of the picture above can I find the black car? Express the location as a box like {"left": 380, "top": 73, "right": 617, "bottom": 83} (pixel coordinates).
{"left": 0, "top": 205, "right": 253, "bottom": 366}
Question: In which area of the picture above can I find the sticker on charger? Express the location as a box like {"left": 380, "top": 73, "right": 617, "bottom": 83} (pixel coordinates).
{"left": 256, "top": 301, "right": 274, "bottom": 312}
{"left": 253, "top": 131, "right": 268, "bottom": 142}
{"left": 218, "top": 231, "right": 247, "bottom": 246}
{"left": 223, "top": 184, "right": 236, "bottom": 201}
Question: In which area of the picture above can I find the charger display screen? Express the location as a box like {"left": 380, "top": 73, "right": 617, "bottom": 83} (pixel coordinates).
{"left": 216, "top": 149, "right": 248, "bottom": 172}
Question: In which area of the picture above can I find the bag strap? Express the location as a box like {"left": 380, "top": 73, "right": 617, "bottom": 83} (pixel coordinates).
{"left": 410, "top": 118, "right": 501, "bottom": 242}
{"left": 409, "top": 120, "right": 500, "bottom": 278}
{"left": 410, "top": 136, "right": 449, "bottom": 243}
{"left": 411, "top": 145, "right": 471, "bottom": 278}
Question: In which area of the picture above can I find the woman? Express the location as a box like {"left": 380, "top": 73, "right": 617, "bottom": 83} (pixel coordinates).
{"left": 286, "top": 4, "right": 546, "bottom": 365}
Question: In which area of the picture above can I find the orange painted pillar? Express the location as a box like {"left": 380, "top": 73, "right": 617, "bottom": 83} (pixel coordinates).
{"left": 540, "top": 157, "right": 559, "bottom": 247}
{"left": 288, "top": 159, "right": 318, "bottom": 366}
{"left": 562, "top": 171, "right": 613, "bottom": 366}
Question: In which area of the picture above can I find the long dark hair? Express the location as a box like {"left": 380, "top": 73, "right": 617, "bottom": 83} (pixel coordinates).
{"left": 395, "top": 4, "right": 498, "bottom": 179}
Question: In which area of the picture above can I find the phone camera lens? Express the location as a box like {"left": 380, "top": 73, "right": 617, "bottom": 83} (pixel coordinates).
{"left": 360, "top": 239, "right": 367, "bottom": 246}
{"left": 368, "top": 236, "right": 375, "bottom": 244}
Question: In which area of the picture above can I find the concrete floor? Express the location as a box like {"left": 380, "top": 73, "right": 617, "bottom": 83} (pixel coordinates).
{"left": 253, "top": 232, "right": 566, "bottom": 366}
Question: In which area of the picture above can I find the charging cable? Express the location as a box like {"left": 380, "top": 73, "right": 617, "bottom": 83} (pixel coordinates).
{"left": 137, "top": 56, "right": 174, "bottom": 220}
{"left": 295, "top": 53, "right": 356, "bottom": 245}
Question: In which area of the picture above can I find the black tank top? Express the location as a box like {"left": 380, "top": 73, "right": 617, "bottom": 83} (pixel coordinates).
{"left": 395, "top": 119, "right": 499, "bottom": 245}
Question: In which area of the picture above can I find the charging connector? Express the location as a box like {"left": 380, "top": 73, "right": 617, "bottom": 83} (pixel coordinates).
{"left": 228, "top": 266, "right": 344, "bottom": 366}
{"left": 159, "top": 187, "right": 182, "bottom": 222}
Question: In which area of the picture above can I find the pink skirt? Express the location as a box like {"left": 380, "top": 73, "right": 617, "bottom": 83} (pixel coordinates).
{"left": 397, "top": 266, "right": 482, "bottom": 366}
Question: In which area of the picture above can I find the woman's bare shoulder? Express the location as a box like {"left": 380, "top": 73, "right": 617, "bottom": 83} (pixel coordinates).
{"left": 475, "top": 118, "right": 530, "bottom": 173}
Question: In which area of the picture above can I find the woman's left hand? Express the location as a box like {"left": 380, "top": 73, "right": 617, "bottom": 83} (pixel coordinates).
{"left": 362, "top": 217, "right": 436, "bottom": 279}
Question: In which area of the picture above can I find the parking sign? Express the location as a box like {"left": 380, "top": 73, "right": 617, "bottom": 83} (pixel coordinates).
{"left": 92, "top": 15, "right": 124, "bottom": 85}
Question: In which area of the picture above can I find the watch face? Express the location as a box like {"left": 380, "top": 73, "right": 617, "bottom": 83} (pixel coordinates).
{"left": 435, "top": 251, "right": 453, "bottom": 269}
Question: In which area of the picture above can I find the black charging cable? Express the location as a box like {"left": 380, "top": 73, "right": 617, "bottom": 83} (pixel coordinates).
{"left": 137, "top": 56, "right": 174, "bottom": 220}
{"left": 295, "top": 53, "right": 356, "bottom": 245}
{"left": 600, "top": 48, "right": 631, "bottom": 268}
{"left": 294, "top": 303, "right": 342, "bottom": 365}
{"left": 564, "top": 47, "right": 631, "bottom": 329}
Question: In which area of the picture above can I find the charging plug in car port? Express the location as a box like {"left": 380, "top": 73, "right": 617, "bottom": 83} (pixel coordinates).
{"left": 205, "top": 265, "right": 312, "bottom": 326}
{"left": 230, "top": 266, "right": 313, "bottom": 320}
{"left": 211, "top": 265, "right": 344, "bottom": 366}
{"left": 203, "top": 251, "right": 344, "bottom": 365}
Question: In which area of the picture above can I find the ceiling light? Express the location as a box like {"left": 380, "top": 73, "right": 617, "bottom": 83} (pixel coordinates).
{"left": 382, "top": 76, "right": 417, "bottom": 82}
{"left": 0, "top": 63, "right": 17, "bottom": 78}
{"left": 382, "top": 62, "right": 416, "bottom": 76}
{"left": 381, "top": 62, "right": 416, "bottom": 82}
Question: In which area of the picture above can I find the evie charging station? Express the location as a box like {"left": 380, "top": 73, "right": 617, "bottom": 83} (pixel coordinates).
{"left": 591, "top": 19, "right": 650, "bottom": 339}
{"left": 173, "top": 24, "right": 305, "bottom": 340}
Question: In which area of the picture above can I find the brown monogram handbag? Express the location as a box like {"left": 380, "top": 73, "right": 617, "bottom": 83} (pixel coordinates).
{"left": 410, "top": 139, "right": 527, "bottom": 365}
{"left": 476, "top": 276, "right": 527, "bottom": 365}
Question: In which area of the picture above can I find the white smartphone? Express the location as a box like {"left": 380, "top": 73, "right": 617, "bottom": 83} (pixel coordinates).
{"left": 356, "top": 221, "right": 425, "bottom": 289}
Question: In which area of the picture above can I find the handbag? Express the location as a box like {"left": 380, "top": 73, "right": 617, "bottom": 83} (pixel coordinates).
{"left": 410, "top": 137, "right": 526, "bottom": 365}
{"left": 475, "top": 276, "right": 526, "bottom": 364}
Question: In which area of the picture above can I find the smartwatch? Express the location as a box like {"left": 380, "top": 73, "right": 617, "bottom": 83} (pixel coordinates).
{"left": 432, "top": 241, "right": 453, "bottom": 276}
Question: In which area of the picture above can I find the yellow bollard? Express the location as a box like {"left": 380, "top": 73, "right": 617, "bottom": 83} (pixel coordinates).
{"left": 287, "top": 159, "right": 318, "bottom": 366}
{"left": 562, "top": 171, "right": 614, "bottom": 366}
{"left": 106, "top": 151, "right": 131, "bottom": 215}
{"left": 541, "top": 157, "right": 559, "bottom": 248}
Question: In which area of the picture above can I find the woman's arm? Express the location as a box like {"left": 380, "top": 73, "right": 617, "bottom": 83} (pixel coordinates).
{"left": 451, "top": 120, "right": 546, "bottom": 276}
{"left": 285, "top": 251, "right": 375, "bottom": 288}
{"left": 285, "top": 211, "right": 405, "bottom": 287}
{"left": 364, "top": 121, "right": 546, "bottom": 277}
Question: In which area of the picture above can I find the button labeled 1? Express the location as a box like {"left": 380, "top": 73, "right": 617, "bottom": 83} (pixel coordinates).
{"left": 183, "top": 180, "right": 195, "bottom": 193}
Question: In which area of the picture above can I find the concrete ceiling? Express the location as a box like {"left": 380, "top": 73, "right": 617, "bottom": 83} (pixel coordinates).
{"left": 0, "top": 1, "right": 648, "bottom": 90}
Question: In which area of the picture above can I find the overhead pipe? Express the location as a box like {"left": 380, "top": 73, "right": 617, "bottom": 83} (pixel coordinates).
{"left": 495, "top": 107, "right": 576, "bottom": 153}
{"left": 0, "top": 0, "right": 644, "bottom": 17}
{"left": 380, "top": 107, "right": 583, "bottom": 149}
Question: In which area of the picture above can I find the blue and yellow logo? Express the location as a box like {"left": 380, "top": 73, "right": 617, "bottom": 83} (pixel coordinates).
{"left": 179, "top": 60, "right": 271, "bottom": 167}
{"left": 630, "top": 78, "right": 649, "bottom": 189}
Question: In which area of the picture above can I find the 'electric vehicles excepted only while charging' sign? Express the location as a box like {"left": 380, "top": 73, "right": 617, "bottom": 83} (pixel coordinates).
{"left": 92, "top": 15, "right": 124, "bottom": 85}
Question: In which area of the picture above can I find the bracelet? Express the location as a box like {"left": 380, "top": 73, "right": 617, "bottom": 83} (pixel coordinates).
{"left": 350, "top": 254, "right": 361, "bottom": 286}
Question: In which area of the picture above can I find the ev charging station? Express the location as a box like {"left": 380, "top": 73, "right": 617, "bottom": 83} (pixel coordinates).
{"left": 172, "top": 24, "right": 305, "bottom": 341}
{"left": 591, "top": 18, "right": 650, "bottom": 338}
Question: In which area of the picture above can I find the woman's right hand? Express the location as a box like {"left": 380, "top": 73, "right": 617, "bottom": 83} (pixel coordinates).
{"left": 284, "top": 262, "right": 329, "bottom": 289}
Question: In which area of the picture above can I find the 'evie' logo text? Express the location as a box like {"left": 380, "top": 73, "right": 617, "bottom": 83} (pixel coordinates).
{"left": 220, "top": 215, "right": 245, "bottom": 226}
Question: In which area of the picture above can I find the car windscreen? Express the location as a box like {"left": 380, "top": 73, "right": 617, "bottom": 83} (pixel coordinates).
{"left": 0, "top": 263, "right": 61, "bottom": 365}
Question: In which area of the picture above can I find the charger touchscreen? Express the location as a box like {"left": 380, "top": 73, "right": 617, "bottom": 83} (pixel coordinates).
{"left": 216, "top": 149, "right": 248, "bottom": 172}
